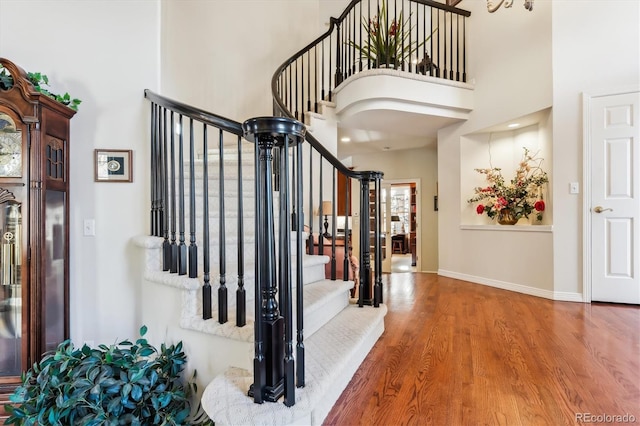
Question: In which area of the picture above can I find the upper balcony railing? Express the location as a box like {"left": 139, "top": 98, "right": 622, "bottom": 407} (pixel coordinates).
{"left": 272, "top": 0, "right": 471, "bottom": 121}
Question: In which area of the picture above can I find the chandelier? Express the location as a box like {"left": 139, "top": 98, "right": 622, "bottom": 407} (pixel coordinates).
{"left": 487, "top": 0, "right": 533, "bottom": 12}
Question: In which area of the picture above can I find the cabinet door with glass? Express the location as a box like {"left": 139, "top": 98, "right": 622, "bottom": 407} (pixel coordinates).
{"left": 0, "top": 109, "right": 27, "bottom": 384}
{"left": 0, "top": 58, "right": 75, "bottom": 417}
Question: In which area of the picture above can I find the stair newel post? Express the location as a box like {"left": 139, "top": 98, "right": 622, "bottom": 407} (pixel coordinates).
{"left": 343, "top": 173, "right": 350, "bottom": 281}
{"left": 373, "top": 174, "right": 383, "bottom": 307}
{"left": 318, "top": 159, "right": 324, "bottom": 254}
{"left": 236, "top": 134, "right": 246, "bottom": 327}
{"left": 170, "top": 112, "right": 178, "bottom": 273}
{"left": 244, "top": 117, "right": 306, "bottom": 405}
{"left": 279, "top": 134, "right": 295, "bottom": 407}
{"left": 358, "top": 176, "right": 372, "bottom": 307}
{"left": 188, "top": 118, "right": 198, "bottom": 279}
{"left": 162, "top": 108, "right": 172, "bottom": 271}
{"left": 251, "top": 137, "right": 265, "bottom": 404}
{"left": 295, "top": 140, "right": 305, "bottom": 388}
{"left": 177, "top": 114, "right": 187, "bottom": 275}
{"left": 202, "top": 126, "right": 212, "bottom": 320}
{"left": 330, "top": 169, "right": 337, "bottom": 280}
{"left": 218, "top": 129, "right": 228, "bottom": 324}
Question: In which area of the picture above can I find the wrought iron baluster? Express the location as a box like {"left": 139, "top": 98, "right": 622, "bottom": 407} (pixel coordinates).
{"left": 162, "top": 108, "right": 171, "bottom": 271}
{"left": 237, "top": 134, "right": 246, "bottom": 327}
{"left": 202, "top": 125, "right": 212, "bottom": 320}
{"left": 307, "top": 149, "right": 314, "bottom": 254}
{"left": 295, "top": 139, "right": 305, "bottom": 388}
{"left": 218, "top": 129, "right": 228, "bottom": 324}
{"left": 150, "top": 103, "right": 158, "bottom": 236}
{"left": 149, "top": 102, "right": 155, "bottom": 234}
{"left": 188, "top": 118, "right": 198, "bottom": 278}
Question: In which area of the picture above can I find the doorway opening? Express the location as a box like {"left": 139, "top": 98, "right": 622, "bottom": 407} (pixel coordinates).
{"left": 389, "top": 182, "right": 418, "bottom": 273}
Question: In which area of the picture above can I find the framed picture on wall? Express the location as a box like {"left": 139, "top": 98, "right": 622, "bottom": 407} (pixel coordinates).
{"left": 94, "top": 149, "right": 133, "bottom": 182}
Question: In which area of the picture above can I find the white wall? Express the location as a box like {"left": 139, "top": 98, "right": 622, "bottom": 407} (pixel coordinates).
{"left": 160, "top": 0, "right": 321, "bottom": 122}
{"left": 351, "top": 146, "right": 438, "bottom": 272}
{"left": 551, "top": 0, "right": 640, "bottom": 296}
{"left": 437, "top": 0, "right": 555, "bottom": 295}
{"left": 438, "top": 0, "right": 640, "bottom": 300}
{"left": 0, "top": 0, "right": 160, "bottom": 344}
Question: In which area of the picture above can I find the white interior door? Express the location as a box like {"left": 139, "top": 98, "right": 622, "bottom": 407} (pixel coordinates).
{"left": 589, "top": 91, "right": 640, "bottom": 304}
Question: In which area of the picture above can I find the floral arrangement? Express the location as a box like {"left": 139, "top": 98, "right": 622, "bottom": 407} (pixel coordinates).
{"left": 350, "top": 0, "right": 437, "bottom": 68}
{"left": 467, "top": 147, "right": 548, "bottom": 223}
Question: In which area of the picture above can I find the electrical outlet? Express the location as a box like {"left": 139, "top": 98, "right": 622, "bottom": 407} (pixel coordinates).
{"left": 83, "top": 219, "right": 95, "bottom": 236}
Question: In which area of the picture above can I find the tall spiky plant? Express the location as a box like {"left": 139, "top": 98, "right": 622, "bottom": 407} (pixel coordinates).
{"left": 350, "top": 0, "right": 437, "bottom": 68}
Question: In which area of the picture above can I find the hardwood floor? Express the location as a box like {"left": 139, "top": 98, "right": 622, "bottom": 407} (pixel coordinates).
{"left": 324, "top": 273, "right": 640, "bottom": 426}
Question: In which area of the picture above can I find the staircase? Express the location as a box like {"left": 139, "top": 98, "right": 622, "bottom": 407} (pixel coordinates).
{"left": 138, "top": 2, "right": 470, "bottom": 423}
{"left": 134, "top": 107, "right": 387, "bottom": 425}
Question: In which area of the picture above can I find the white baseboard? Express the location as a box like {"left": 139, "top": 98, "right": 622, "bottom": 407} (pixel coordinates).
{"left": 437, "top": 269, "right": 584, "bottom": 302}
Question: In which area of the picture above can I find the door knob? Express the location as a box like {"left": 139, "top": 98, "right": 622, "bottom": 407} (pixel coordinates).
{"left": 593, "top": 206, "right": 613, "bottom": 213}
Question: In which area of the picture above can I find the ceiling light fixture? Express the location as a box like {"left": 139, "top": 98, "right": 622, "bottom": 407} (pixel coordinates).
{"left": 487, "top": 0, "right": 533, "bottom": 13}
{"left": 341, "top": 137, "right": 351, "bottom": 142}
{"left": 507, "top": 123, "right": 520, "bottom": 128}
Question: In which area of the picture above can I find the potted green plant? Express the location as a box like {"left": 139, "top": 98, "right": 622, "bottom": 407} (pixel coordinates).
{"left": 350, "top": 0, "right": 437, "bottom": 68}
{"left": 0, "top": 66, "right": 81, "bottom": 111}
{"left": 3, "top": 326, "right": 211, "bottom": 425}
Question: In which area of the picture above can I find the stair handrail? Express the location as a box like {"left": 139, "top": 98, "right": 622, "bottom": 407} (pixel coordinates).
{"left": 145, "top": 89, "right": 243, "bottom": 136}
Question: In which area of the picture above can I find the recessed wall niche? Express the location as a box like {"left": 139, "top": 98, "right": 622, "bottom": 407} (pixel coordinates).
{"left": 460, "top": 109, "right": 552, "bottom": 226}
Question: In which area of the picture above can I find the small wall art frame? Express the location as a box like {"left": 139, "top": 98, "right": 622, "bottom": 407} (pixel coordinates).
{"left": 94, "top": 149, "right": 133, "bottom": 182}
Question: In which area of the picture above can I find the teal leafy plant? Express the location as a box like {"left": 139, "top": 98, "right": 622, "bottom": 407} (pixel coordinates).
{"left": 0, "top": 66, "right": 81, "bottom": 111}
{"left": 350, "top": 0, "right": 437, "bottom": 68}
{"left": 4, "top": 325, "right": 212, "bottom": 425}
{"left": 467, "top": 147, "right": 548, "bottom": 223}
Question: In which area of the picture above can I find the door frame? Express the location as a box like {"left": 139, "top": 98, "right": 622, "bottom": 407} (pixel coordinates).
{"left": 582, "top": 86, "right": 640, "bottom": 303}
{"left": 382, "top": 178, "right": 421, "bottom": 272}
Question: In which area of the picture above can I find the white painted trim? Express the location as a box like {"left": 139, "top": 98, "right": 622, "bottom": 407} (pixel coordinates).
{"left": 459, "top": 224, "right": 553, "bottom": 233}
{"left": 438, "top": 269, "right": 583, "bottom": 302}
{"left": 582, "top": 92, "right": 593, "bottom": 303}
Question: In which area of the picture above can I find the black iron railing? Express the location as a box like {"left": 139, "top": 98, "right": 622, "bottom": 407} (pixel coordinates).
{"left": 145, "top": 87, "right": 384, "bottom": 407}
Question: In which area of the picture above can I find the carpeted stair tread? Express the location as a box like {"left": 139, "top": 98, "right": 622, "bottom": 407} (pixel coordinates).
{"left": 201, "top": 303, "right": 387, "bottom": 425}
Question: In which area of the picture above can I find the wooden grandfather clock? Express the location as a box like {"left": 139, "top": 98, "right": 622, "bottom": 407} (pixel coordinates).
{"left": 0, "top": 58, "right": 76, "bottom": 416}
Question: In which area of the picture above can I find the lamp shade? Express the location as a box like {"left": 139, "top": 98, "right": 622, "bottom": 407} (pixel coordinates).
{"left": 322, "top": 201, "right": 332, "bottom": 215}
{"left": 391, "top": 215, "right": 401, "bottom": 222}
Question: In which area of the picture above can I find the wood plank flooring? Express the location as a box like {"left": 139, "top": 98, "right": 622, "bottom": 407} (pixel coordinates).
{"left": 324, "top": 273, "right": 640, "bottom": 426}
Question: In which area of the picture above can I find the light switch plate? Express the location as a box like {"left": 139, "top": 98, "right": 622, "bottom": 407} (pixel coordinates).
{"left": 83, "top": 219, "right": 95, "bottom": 236}
{"left": 569, "top": 182, "right": 579, "bottom": 194}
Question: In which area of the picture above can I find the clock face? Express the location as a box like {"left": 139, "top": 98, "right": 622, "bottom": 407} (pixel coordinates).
{"left": 0, "top": 131, "right": 22, "bottom": 177}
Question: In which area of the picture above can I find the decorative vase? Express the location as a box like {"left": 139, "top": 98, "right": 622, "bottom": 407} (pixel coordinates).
{"left": 497, "top": 209, "right": 518, "bottom": 225}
